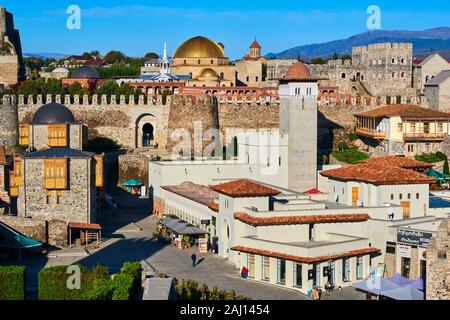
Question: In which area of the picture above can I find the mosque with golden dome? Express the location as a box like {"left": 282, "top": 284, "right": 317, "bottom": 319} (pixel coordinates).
{"left": 170, "top": 36, "right": 237, "bottom": 87}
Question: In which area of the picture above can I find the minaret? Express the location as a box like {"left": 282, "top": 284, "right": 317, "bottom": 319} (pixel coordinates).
{"left": 278, "top": 61, "right": 318, "bottom": 191}
{"left": 160, "top": 42, "right": 170, "bottom": 74}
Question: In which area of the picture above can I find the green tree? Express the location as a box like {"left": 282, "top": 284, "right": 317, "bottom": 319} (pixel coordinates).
{"left": 104, "top": 50, "right": 126, "bottom": 65}
{"left": 332, "top": 52, "right": 339, "bottom": 60}
{"left": 444, "top": 159, "right": 450, "bottom": 175}
{"left": 144, "top": 52, "right": 159, "bottom": 60}
{"left": 68, "top": 82, "right": 89, "bottom": 96}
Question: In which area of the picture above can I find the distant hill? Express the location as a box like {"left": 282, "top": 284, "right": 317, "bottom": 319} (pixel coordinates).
{"left": 266, "top": 27, "right": 450, "bottom": 60}
{"left": 23, "top": 53, "right": 68, "bottom": 60}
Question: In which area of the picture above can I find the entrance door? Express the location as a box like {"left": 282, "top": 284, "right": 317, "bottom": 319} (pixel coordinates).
{"left": 401, "top": 257, "right": 411, "bottom": 278}
{"left": 352, "top": 187, "right": 359, "bottom": 206}
{"left": 142, "top": 123, "right": 154, "bottom": 147}
{"left": 400, "top": 202, "right": 411, "bottom": 219}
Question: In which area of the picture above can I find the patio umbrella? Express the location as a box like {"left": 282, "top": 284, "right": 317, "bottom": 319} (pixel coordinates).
{"left": 386, "top": 273, "right": 414, "bottom": 286}
{"left": 404, "top": 278, "right": 424, "bottom": 291}
{"left": 353, "top": 278, "right": 402, "bottom": 296}
{"left": 381, "top": 286, "right": 424, "bottom": 301}
{"left": 123, "top": 179, "right": 143, "bottom": 187}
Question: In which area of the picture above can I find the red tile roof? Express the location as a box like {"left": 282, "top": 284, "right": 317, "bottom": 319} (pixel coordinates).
{"left": 162, "top": 182, "right": 218, "bottom": 207}
{"left": 208, "top": 203, "right": 219, "bottom": 212}
{"left": 234, "top": 212, "right": 370, "bottom": 226}
{"left": 249, "top": 39, "right": 261, "bottom": 49}
{"left": 230, "top": 246, "right": 380, "bottom": 264}
{"left": 360, "top": 156, "right": 433, "bottom": 170}
{"left": 285, "top": 61, "right": 311, "bottom": 79}
{"left": 355, "top": 104, "right": 450, "bottom": 120}
{"left": 320, "top": 163, "right": 437, "bottom": 185}
{"left": 68, "top": 222, "right": 102, "bottom": 230}
{"left": 211, "top": 179, "right": 281, "bottom": 198}
{"left": 0, "top": 145, "right": 6, "bottom": 166}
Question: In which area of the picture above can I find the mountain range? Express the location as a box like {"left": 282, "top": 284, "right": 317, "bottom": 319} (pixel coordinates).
{"left": 266, "top": 27, "right": 450, "bottom": 60}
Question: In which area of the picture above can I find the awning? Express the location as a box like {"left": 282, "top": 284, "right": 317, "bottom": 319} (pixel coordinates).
{"left": 159, "top": 216, "right": 207, "bottom": 235}
{"left": 68, "top": 222, "right": 102, "bottom": 230}
{"left": 382, "top": 286, "right": 424, "bottom": 301}
{"left": 386, "top": 273, "right": 414, "bottom": 286}
{"left": 123, "top": 179, "right": 144, "bottom": 187}
{"left": 0, "top": 222, "right": 43, "bottom": 249}
{"left": 424, "top": 169, "right": 450, "bottom": 181}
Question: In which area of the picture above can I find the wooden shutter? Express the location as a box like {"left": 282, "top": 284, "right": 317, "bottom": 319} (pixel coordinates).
{"left": 19, "top": 124, "right": 30, "bottom": 147}
{"left": 48, "top": 124, "right": 68, "bottom": 147}
{"left": 94, "top": 156, "right": 103, "bottom": 188}
{"left": 352, "top": 187, "right": 359, "bottom": 206}
{"left": 44, "top": 159, "right": 68, "bottom": 190}
{"left": 401, "top": 202, "right": 411, "bottom": 219}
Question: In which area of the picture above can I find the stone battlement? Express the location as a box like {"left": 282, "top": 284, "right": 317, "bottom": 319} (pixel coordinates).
{"left": 352, "top": 42, "right": 413, "bottom": 53}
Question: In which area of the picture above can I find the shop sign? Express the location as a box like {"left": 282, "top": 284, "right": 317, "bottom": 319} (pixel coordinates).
{"left": 397, "top": 229, "right": 433, "bottom": 247}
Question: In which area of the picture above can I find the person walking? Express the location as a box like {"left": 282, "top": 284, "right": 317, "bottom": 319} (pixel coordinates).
{"left": 191, "top": 252, "right": 197, "bottom": 267}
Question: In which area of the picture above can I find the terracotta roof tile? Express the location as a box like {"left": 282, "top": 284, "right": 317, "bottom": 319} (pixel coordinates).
{"left": 211, "top": 179, "right": 281, "bottom": 198}
{"left": 208, "top": 203, "right": 219, "bottom": 212}
{"left": 230, "top": 246, "right": 380, "bottom": 264}
{"left": 0, "top": 146, "right": 6, "bottom": 166}
{"left": 360, "top": 156, "right": 433, "bottom": 170}
{"left": 285, "top": 61, "right": 311, "bottom": 79}
{"left": 162, "top": 182, "right": 218, "bottom": 207}
{"left": 68, "top": 222, "right": 102, "bottom": 230}
{"left": 320, "top": 163, "right": 437, "bottom": 185}
{"left": 234, "top": 213, "right": 370, "bottom": 226}
{"left": 249, "top": 39, "right": 261, "bottom": 49}
{"left": 355, "top": 104, "right": 450, "bottom": 120}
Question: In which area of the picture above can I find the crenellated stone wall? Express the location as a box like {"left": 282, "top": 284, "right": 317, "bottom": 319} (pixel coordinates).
{"left": 0, "top": 95, "right": 18, "bottom": 148}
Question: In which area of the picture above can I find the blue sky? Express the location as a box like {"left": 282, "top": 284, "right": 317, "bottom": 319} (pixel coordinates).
{"left": 3, "top": 0, "right": 450, "bottom": 59}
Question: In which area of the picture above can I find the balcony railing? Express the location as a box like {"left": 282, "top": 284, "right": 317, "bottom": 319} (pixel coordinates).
{"left": 356, "top": 128, "right": 386, "bottom": 140}
{"left": 403, "top": 133, "right": 446, "bottom": 141}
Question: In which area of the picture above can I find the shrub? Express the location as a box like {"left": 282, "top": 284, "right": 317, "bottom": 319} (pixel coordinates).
{"left": 38, "top": 265, "right": 97, "bottom": 300}
{"left": 444, "top": 159, "right": 450, "bottom": 175}
{"left": 172, "top": 277, "right": 249, "bottom": 300}
{"left": 120, "top": 261, "right": 142, "bottom": 298}
{"left": 332, "top": 149, "right": 369, "bottom": 164}
{"left": 0, "top": 266, "right": 25, "bottom": 300}
{"left": 112, "top": 274, "right": 134, "bottom": 300}
{"left": 83, "top": 278, "right": 115, "bottom": 300}
{"left": 416, "top": 152, "right": 448, "bottom": 164}
{"left": 92, "top": 264, "right": 110, "bottom": 280}
{"left": 348, "top": 132, "right": 359, "bottom": 141}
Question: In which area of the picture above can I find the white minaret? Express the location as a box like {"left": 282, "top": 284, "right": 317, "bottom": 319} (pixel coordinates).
{"left": 160, "top": 42, "right": 170, "bottom": 75}
{"left": 278, "top": 61, "right": 319, "bottom": 192}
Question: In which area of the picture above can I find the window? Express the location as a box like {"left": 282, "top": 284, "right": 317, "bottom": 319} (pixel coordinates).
{"left": 46, "top": 190, "right": 63, "bottom": 205}
{"left": 408, "top": 193, "right": 411, "bottom": 200}
{"left": 48, "top": 124, "right": 68, "bottom": 147}
{"left": 356, "top": 256, "right": 363, "bottom": 280}
{"left": 277, "top": 259, "right": 286, "bottom": 285}
{"left": 262, "top": 256, "right": 270, "bottom": 281}
{"left": 342, "top": 258, "right": 350, "bottom": 282}
{"left": 56, "top": 191, "right": 63, "bottom": 204}
{"left": 19, "top": 124, "right": 30, "bottom": 147}
{"left": 398, "top": 123, "right": 403, "bottom": 132}
{"left": 247, "top": 254, "right": 255, "bottom": 279}
{"left": 407, "top": 145, "right": 414, "bottom": 153}
{"left": 198, "top": 60, "right": 201, "bottom": 65}
{"left": 328, "top": 261, "right": 335, "bottom": 284}
{"left": 246, "top": 76, "right": 249, "bottom": 82}
{"left": 256, "top": 76, "right": 259, "bottom": 82}
{"left": 438, "top": 123, "right": 443, "bottom": 133}
{"left": 94, "top": 156, "right": 103, "bottom": 187}
{"left": 391, "top": 194, "right": 394, "bottom": 201}
{"left": 44, "top": 159, "right": 68, "bottom": 190}
{"left": 294, "top": 263, "right": 302, "bottom": 288}
{"left": 313, "top": 263, "right": 320, "bottom": 287}
{"left": 410, "top": 123, "right": 416, "bottom": 132}
{"left": 341, "top": 73, "right": 346, "bottom": 79}
{"left": 416, "top": 193, "right": 420, "bottom": 199}
{"left": 211, "top": 60, "right": 214, "bottom": 64}
{"left": 399, "top": 194, "right": 403, "bottom": 200}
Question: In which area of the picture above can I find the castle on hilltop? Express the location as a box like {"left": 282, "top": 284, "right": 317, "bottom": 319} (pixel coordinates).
{"left": 0, "top": 6, "right": 24, "bottom": 88}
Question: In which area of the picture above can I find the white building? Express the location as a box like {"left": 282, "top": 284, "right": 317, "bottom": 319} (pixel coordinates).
{"left": 413, "top": 53, "right": 450, "bottom": 94}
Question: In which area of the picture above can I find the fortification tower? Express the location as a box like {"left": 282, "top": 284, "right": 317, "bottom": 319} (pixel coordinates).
{"left": 0, "top": 94, "right": 18, "bottom": 148}
{"left": 279, "top": 61, "right": 319, "bottom": 191}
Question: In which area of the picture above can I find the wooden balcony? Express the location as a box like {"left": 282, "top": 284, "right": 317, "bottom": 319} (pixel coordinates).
{"left": 356, "top": 128, "right": 386, "bottom": 140}
{"left": 403, "top": 133, "right": 446, "bottom": 142}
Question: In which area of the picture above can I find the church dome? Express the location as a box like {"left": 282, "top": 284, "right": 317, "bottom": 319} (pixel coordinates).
{"left": 173, "top": 36, "right": 226, "bottom": 58}
{"left": 71, "top": 66, "right": 100, "bottom": 79}
{"left": 199, "top": 68, "right": 218, "bottom": 78}
{"left": 52, "top": 67, "right": 69, "bottom": 73}
{"left": 31, "top": 103, "right": 75, "bottom": 125}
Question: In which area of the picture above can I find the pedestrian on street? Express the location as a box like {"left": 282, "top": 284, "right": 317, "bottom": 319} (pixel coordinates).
{"left": 191, "top": 252, "right": 197, "bottom": 267}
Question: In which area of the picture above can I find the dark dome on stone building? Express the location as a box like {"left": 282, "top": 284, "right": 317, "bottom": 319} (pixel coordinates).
{"left": 31, "top": 103, "right": 75, "bottom": 125}
{"left": 71, "top": 66, "right": 100, "bottom": 79}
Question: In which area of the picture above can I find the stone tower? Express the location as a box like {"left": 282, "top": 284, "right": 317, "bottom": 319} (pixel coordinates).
{"left": 279, "top": 61, "right": 318, "bottom": 192}
{"left": 0, "top": 94, "right": 18, "bottom": 148}
{"left": 0, "top": 6, "right": 24, "bottom": 86}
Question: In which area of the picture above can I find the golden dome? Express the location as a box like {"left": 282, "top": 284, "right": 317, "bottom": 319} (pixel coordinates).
{"left": 199, "top": 68, "right": 218, "bottom": 78}
{"left": 173, "top": 36, "right": 226, "bottom": 58}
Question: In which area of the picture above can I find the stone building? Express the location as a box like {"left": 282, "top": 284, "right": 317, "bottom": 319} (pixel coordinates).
{"left": 413, "top": 53, "right": 450, "bottom": 95}
{"left": 0, "top": 6, "right": 24, "bottom": 88}
{"left": 424, "top": 70, "right": 450, "bottom": 112}
{"left": 62, "top": 66, "right": 104, "bottom": 92}
{"left": 266, "top": 58, "right": 297, "bottom": 80}
{"left": 0, "top": 145, "right": 10, "bottom": 214}
{"left": 308, "top": 43, "right": 415, "bottom": 97}
{"left": 354, "top": 104, "right": 450, "bottom": 156}
{"left": 234, "top": 39, "right": 267, "bottom": 86}
{"left": 7, "top": 102, "right": 104, "bottom": 246}
{"left": 426, "top": 219, "right": 450, "bottom": 300}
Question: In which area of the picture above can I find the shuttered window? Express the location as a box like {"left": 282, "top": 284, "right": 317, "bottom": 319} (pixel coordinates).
{"left": 44, "top": 159, "right": 68, "bottom": 189}
{"left": 19, "top": 124, "right": 30, "bottom": 146}
{"left": 94, "top": 156, "right": 103, "bottom": 187}
{"left": 48, "top": 124, "right": 68, "bottom": 147}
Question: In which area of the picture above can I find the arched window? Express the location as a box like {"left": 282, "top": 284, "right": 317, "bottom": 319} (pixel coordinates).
{"left": 198, "top": 59, "right": 201, "bottom": 65}
{"left": 342, "top": 73, "right": 346, "bottom": 79}
{"left": 392, "top": 72, "right": 396, "bottom": 78}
